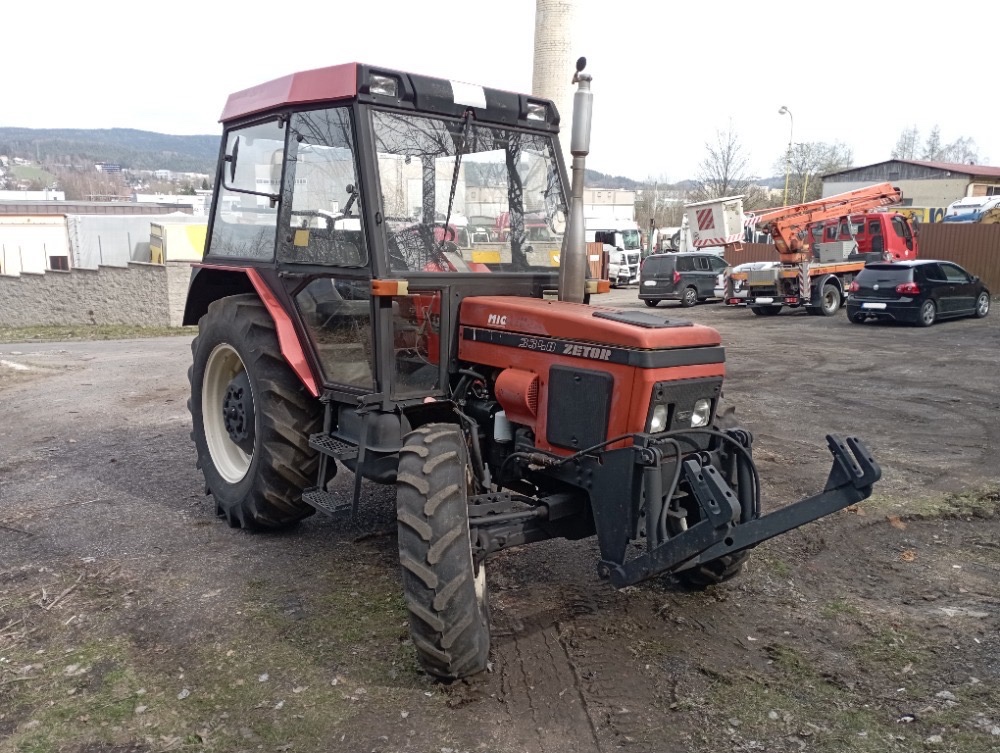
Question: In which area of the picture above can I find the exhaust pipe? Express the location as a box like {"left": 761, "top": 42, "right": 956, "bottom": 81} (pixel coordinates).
{"left": 558, "top": 57, "right": 592, "bottom": 304}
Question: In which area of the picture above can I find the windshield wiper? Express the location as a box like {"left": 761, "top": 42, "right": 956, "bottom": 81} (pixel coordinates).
{"left": 440, "top": 110, "right": 472, "bottom": 251}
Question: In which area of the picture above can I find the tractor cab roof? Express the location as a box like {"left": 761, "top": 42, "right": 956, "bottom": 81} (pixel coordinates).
{"left": 220, "top": 62, "right": 562, "bottom": 132}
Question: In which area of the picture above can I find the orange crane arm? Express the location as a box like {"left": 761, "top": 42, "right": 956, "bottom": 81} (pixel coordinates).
{"left": 755, "top": 182, "right": 902, "bottom": 265}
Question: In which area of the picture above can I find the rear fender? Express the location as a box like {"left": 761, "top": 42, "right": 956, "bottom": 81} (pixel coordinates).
{"left": 184, "top": 265, "right": 320, "bottom": 397}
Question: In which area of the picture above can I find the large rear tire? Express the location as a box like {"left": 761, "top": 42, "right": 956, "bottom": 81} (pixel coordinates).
{"left": 396, "top": 424, "right": 490, "bottom": 679}
{"left": 189, "top": 294, "right": 321, "bottom": 530}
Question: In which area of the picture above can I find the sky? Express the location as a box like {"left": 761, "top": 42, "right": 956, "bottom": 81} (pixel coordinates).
{"left": 3, "top": 0, "right": 996, "bottom": 183}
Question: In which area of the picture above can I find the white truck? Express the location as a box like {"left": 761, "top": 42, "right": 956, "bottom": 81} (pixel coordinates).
{"left": 585, "top": 217, "right": 641, "bottom": 286}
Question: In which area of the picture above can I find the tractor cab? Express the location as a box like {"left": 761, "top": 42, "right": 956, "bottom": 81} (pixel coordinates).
{"left": 189, "top": 63, "right": 570, "bottom": 404}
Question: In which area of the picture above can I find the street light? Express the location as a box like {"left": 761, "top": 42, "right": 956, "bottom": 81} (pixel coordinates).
{"left": 779, "top": 105, "right": 793, "bottom": 206}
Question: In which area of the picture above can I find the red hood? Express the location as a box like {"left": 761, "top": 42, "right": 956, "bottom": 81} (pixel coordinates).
{"left": 460, "top": 296, "right": 721, "bottom": 350}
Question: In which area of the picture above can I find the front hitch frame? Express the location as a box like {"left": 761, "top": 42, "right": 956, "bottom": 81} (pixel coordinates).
{"left": 597, "top": 434, "right": 881, "bottom": 588}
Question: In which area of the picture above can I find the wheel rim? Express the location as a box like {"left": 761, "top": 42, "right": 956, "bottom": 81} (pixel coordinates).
{"left": 684, "top": 288, "right": 696, "bottom": 305}
{"left": 823, "top": 288, "right": 838, "bottom": 314}
{"left": 921, "top": 302, "right": 935, "bottom": 325}
{"left": 978, "top": 294, "right": 990, "bottom": 316}
{"left": 203, "top": 343, "right": 253, "bottom": 483}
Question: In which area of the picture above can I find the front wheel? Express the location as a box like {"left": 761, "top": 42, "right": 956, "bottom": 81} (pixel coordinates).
{"left": 975, "top": 292, "right": 990, "bottom": 318}
{"left": 680, "top": 286, "right": 698, "bottom": 308}
{"left": 644, "top": 299, "right": 660, "bottom": 308}
{"left": 189, "top": 295, "right": 321, "bottom": 530}
{"left": 396, "top": 424, "right": 490, "bottom": 679}
{"left": 918, "top": 299, "right": 936, "bottom": 327}
{"left": 676, "top": 551, "right": 750, "bottom": 589}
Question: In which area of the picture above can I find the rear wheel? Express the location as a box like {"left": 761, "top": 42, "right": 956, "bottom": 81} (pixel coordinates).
{"left": 643, "top": 299, "right": 660, "bottom": 308}
{"left": 808, "top": 284, "right": 841, "bottom": 316}
{"left": 750, "top": 306, "right": 781, "bottom": 316}
{"left": 918, "top": 300, "right": 936, "bottom": 327}
{"left": 396, "top": 424, "right": 490, "bottom": 679}
{"left": 680, "top": 286, "right": 698, "bottom": 307}
{"left": 850, "top": 312, "right": 867, "bottom": 324}
{"left": 975, "top": 292, "right": 990, "bottom": 318}
{"left": 189, "top": 295, "right": 321, "bottom": 530}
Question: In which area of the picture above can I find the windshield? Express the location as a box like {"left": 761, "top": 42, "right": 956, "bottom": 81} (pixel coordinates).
{"left": 371, "top": 110, "right": 567, "bottom": 273}
{"left": 621, "top": 229, "right": 640, "bottom": 251}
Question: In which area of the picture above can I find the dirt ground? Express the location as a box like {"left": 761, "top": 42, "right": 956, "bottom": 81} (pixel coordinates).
{"left": 1, "top": 291, "right": 998, "bottom": 753}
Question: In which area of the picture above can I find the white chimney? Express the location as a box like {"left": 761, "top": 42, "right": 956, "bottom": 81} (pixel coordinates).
{"left": 533, "top": 0, "right": 580, "bottom": 170}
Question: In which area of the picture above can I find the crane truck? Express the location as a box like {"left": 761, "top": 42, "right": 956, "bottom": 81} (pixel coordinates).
{"left": 720, "top": 184, "right": 919, "bottom": 315}
{"left": 182, "top": 59, "right": 882, "bottom": 680}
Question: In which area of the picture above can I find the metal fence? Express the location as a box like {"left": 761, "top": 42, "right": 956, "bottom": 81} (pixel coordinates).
{"left": 723, "top": 225, "right": 1000, "bottom": 292}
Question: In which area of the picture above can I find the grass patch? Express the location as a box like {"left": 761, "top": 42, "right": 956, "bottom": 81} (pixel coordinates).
{"left": 853, "top": 626, "right": 929, "bottom": 672}
{"left": 0, "top": 562, "right": 442, "bottom": 753}
{"left": 862, "top": 487, "right": 1000, "bottom": 521}
{"left": 820, "top": 598, "right": 863, "bottom": 620}
{"left": 7, "top": 165, "right": 57, "bottom": 185}
{"left": 0, "top": 324, "right": 197, "bottom": 343}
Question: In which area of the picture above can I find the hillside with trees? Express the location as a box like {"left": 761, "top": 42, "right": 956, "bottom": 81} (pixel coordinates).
{"left": 0, "top": 128, "right": 220, "bottom": 174}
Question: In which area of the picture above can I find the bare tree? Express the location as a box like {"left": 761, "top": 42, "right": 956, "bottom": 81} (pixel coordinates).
{"left": 942, "top": 136, "right": 980, "bottom": 165}
{"left": 634, "top": 175, "right": 687, "bottom": 241}
{"left": 690, "top": 124, "right": 770, "bottom": 209}
{"left": 922, "top": 126, "right": 944, "bottom": 161}
{"left": 773, "top": 142, "right": 853, "bottom": 204}
{"left": 891, "top": 126, "right": 920, "bottom": 159}
{"left": 895, "top": 124, "right": 981, "bottom": 165}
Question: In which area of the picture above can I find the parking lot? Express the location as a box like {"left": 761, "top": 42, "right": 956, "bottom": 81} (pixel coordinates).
{"left": 1, "top": 289, "right": 998, "bottom": 753}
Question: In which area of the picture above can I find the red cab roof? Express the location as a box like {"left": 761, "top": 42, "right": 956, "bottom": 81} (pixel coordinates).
{"left": 220, "top": 63, "right": 359, "bottom": 123}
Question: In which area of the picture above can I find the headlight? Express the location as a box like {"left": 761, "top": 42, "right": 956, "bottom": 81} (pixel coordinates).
{"left": 368, "top": 74, "right": 398, "bottom": 97}
{"left": 649, "top": 404, "right": 668, "bottom": 433}
{"left": 691, "top": 398, "right": 711, "bottom": 427}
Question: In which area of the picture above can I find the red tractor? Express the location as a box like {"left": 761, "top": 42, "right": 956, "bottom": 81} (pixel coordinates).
{"left": 184, "top": 60, "right": 880, "bottom": 679}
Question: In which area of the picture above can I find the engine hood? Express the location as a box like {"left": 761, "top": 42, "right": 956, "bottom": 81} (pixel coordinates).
{"left": 460, "top": 296, "right": 721, "bottom": 350}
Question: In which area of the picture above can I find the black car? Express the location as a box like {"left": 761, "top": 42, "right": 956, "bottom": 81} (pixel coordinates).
{"left": 846, "top": 260, "right": 991, "bottom": 326}
{"left": 638, "top": 251, "right": 728, "bottom": 307}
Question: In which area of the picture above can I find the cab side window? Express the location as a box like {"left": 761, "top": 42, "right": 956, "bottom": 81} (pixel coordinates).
{"left": 209, "top": 118, "right": 286, "bottom": 259}
{"left": 279, "top": 107, "right": 368, "bottom": 267}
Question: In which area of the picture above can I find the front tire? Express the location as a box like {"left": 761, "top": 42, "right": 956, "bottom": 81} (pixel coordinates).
{"left": 975, "top": 292, "right": 990, "bottom": 318}
{"left": 680, "top": 286, "right": 698, "bottom": 308}
{"left": 676, "top": 552, "right": 750, "bottom": 589}
{"left": 396, "top": 424, "right": 490, "bottom": 679}
{"left": 189, "top": 295, "right": 321, "bottom": 530}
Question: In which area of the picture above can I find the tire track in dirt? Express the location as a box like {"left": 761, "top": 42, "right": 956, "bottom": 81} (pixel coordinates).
{"left": 485, "top": 575, "right": 685, "bottom": 752}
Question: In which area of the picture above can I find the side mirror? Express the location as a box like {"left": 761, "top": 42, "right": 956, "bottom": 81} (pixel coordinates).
{"left": 226, "top": 136, "right": 240, "bottom": 183}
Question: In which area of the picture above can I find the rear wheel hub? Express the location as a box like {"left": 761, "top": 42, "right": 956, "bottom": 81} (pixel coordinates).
{"left": 222, "top": 371, "right": 255, "bottom": 451}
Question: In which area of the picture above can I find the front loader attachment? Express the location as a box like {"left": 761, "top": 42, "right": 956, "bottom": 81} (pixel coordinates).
{"left": 595, "top": 434, "right": 880, "bottom": 589}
